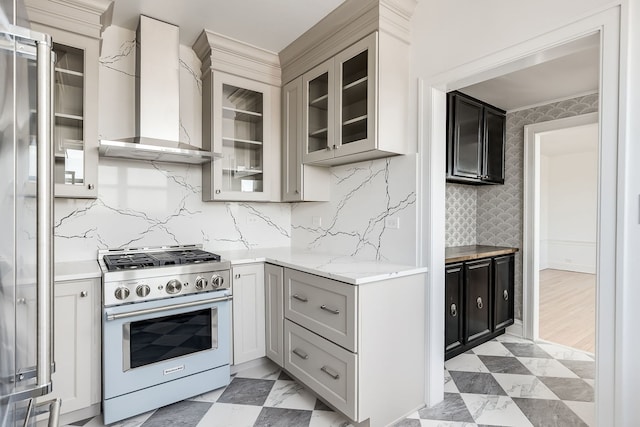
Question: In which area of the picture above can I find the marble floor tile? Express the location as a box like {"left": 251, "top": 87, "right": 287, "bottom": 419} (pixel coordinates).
{"left": 195, "top": 403, "right": 262, "bottom": 427}
{"left": 495, "top": 334, "right": 531, "bottom": 344}
{"left": 417, "top": 393, "right": 474, "bottom": 423}
{"left": 564, "top": 401, "right": 595, "bottom": 427}
{"left": 253, "top": 407, "right": 312, "bottom": 427}
{"left": 538, "top": 377, "right": 594, "bottom": 402}
{"left": 445, "top": 354, "right": 490, "bottom": 373}
{"left": 512, "top": 398, "right": 587, "bottom": 427}
{"left": 517, "top": 357, "right": 580, "bottom": 378}
{"left": 460, "top": 394, "right": 533, "bottom": 427}
{"left": 418, "top": 421, "right": 479, "bottom": 426}
{"left": 188, "top": 386, "right": 226, "bottom": 403}
{"left": 559, "top": 360, "right": 596, "bottom": 379}
{"left": 536, "top": 343, "right": 594, "bottom": 362}
{"left": 391, "top": 418, "right": 422, "bottom": 427}
{"left": 444, "top": 370, "right": 460, "bottom": 393}
{"left": 501, "top": 342, "right": 552, "bottom": 358}
{"left": 449, "top": 371, "right": 507, "bottom": 396}
{"left": 263, "top": 380, "right": 317, "bottom": 410}
{"left": 491, "top": 373, "right": 559, "bottom": 400}
{"left": 308, "top": 409, "right": 353, "bottom": 427}
{"left": 471, "top": 340, "right": 513, "bottom": 357}
{"left": 141, "top": 401, "right": 211, "bottom": 427}
{"left": 217, "top": 377, "right": 275, "bottom": 406}
{"left": 477, "top": 356, "right": 532, "bottom": 375}
{"left": 583, "top": 379, "right": 595, "bottom": 388}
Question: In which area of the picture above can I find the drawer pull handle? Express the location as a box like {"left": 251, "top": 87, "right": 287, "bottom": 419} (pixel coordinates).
{"left": 476, "top": 297, "right": 483, "bottom": 310}
{"left": 292, "top": 294, "right": 308, "bottom": 303}
{"left": 503, "top": 290, "right": 509, "bottom": 301}
{"left": 450, "top": 303, "right": 457, "bottom": 317}
{"left": 320, "top": 305, "right": 340, "bottom": 315}
{"left": 292, "top": 348, "right": 309, "bottom": 360}
{"left": 320, "top": 366, "right": 340, "bottom": 380}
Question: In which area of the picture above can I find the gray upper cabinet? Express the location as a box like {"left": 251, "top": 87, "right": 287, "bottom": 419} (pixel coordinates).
{"left": 26, "top": 0, "right": 111, "bottom": 198}
{"left": 194, "top": 30, "right": 282, "bottom": 202}
{"left": 280, "top": 0, "right": 416, "bottom": 168}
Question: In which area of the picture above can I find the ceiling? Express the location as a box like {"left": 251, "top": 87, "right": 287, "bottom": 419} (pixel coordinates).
{"left": 459, "top": 36, "right": 600, "bottom": 112}
{"left": 108, "top": 0, "right": 346, "bottom": 52}
{"left": 540, "top": 123, "right": 598, "bottom": 157}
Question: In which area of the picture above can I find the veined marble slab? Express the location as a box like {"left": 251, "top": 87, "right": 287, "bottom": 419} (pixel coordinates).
{"left": 55, "top": 260, "right": 101, "bottom": 282}
{"left": 217, "top": 247, "right": 427, "bottom": 285}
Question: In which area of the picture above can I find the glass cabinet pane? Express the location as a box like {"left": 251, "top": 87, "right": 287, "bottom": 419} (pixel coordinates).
{"left": 341, "top": 50, "right": 368, "bottom": 145}
{"left": 53, "top": 43, "right": 85, "bottom": 186}
{"left": 221, "top": 84, "right": 264, "bottom": 193}
{"left": 307, "top": 72, "right": 329, "bottom": 153}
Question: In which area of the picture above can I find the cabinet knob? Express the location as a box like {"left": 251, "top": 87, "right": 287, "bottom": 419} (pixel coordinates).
{"left": 476, "top": 297, "right": 483, "bottom": 310}
{"left": 234, "top": 273, "right": 240, "bottom": 279}
{"left": 333, "top": 144, "right": 338, "bottom": 150}
{"left": 80, "top": 291, "right": 88, "bottom": 298}
{"left": 87, "top": 184, "right": 94, "bottom": 190}
{"left": 503, "top": 290, "right": 509, "bottom": 301}
{"left": 295, "top": 190, "right": 300, "bottom": 194}
{"left": 450, "top": 303, "right": 457, "bottom": 317}
{"left": 215, "top": 189, "right": 221, "bottom": 194}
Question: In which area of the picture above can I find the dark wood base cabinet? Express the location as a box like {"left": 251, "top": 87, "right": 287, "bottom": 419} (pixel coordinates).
{"left": 445, "top": 254, "right": 515, "bottom": 360}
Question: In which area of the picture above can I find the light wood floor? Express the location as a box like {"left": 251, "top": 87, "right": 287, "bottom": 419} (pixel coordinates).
{"left": 539, "top": 268, "right": 596, "bottom": 354}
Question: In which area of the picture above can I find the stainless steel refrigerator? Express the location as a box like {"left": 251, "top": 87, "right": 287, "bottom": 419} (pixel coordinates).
{"left": 0, "top": 0, "right": 57, "bottom": 425}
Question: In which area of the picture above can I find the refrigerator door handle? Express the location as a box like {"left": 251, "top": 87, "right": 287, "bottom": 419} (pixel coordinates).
{"left": 36, "top": 33, "right": 54, "bottom": 395}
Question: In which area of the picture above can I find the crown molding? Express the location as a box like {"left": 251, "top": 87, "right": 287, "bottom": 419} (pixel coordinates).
{"left": 193, "top": 29, "right": 281, "bottom": 86}
{"left": 24, "top": 0, "right": 113, "bottom": 38}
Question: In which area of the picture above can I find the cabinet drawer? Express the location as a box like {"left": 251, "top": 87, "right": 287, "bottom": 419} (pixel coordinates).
{"left": 284, "top": 269, "right": 357, "bottom": 352}
{"left": 284, "top": 320, "right": 357, "bottom": 420}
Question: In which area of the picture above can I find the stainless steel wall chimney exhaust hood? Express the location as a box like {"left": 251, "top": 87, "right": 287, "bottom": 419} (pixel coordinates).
{"left": 99, "top": 16, "right": 214, "bottom": 164}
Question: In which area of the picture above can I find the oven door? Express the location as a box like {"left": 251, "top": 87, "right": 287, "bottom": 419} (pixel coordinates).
{"left": 103, "top": 291, "right": 231, "bottom": 400}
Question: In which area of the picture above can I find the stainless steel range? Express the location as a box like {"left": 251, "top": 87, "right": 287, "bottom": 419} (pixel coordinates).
{"left": 99, "top": 245, "right": 232, "bottom": 425}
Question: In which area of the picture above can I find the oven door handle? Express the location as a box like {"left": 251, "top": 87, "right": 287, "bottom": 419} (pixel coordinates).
{"left": 105, "top": 295, "right": 233, "bottom": 321}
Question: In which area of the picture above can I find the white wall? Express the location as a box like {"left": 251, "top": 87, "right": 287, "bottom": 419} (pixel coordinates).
{"left": 540, "top": 134, "right": 598, "bottom": 273}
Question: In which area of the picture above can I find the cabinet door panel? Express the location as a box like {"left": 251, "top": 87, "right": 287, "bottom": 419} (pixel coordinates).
{"left": 265, "top": 264, "right": 284, "bottom": 366}
{"left": 282, "top": 78, "right": 303, "bottom": 201}
{"left": 334, "top": 33, "right": 377, "bottom": 156}
{"left": 232, "top": 264, "right": 266, "bottom": 365}
{"left": 302, "top": 59, "right": 334, "bottom": 163}
{"left": 493, "top": 255, "right": 515, "bottom": 331}
{"left": 464, "top": 259, "right": 492, "bottom": 344}
{"left": 445, "top": 263, "right": 464, "bottom": 357}
{"left": 452, "top": 95, "right": 483, "bottom": 179}
{"left": 483, "top": 106, "right": 505, "bottom": 184}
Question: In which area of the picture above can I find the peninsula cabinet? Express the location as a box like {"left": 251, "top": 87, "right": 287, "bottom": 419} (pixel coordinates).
{"left": 194, "top": 30, "right": 281, "bottom": 202}
{"left": 445, "top": 254, "right": 515, "bottom": 360}
{"left": 26, "top": 0, "right": 112, "bottom": 198}
{"left": 281, "top": 268, "right": 426, "bottom": 426}
{"left": 446, "top": 91, "right": 506, "bottom": 185}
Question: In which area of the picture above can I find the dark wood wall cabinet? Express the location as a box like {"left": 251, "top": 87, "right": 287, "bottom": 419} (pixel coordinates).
{"left": 445, "top": 253, "right": 515, "bottom": 360}
{"left": 446, "top": 91, "right": 506, "bottom": 185}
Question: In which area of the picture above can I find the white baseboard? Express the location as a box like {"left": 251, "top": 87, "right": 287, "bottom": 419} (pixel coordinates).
{"left": 506, "top": 319, "right": 523, "bottom": 338}
{"left": 545, "top": 261, "right": 595, "bottom": 274}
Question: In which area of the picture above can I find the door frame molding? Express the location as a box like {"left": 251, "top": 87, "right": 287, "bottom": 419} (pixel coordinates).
{"left": 522, "top": 112, "right": 599, "bottom": 342}
{"left": 419, "top": 7, "right": 621, "bottom": 425}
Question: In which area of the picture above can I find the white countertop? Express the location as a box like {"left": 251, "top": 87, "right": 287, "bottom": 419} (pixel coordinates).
{"left": 217, "top": 247, "right": 427, "bottom": 285}
{"left": 55, "top": 260, "right": 101, "bottom": 282}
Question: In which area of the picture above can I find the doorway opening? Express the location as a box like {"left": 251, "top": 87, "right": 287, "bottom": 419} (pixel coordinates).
{"left": 524, "top": 113, "right": 599, "bottom": 356}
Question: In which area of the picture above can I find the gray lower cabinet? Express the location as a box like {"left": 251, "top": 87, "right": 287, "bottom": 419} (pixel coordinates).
{"left": 270, "top": 267, "right": 426, "bottom": 427}
{"left": 264, "top": 264, "right": 284, "bottom": 366}
{"left": 445, "top": 254, "right": 515, "bottom": 360}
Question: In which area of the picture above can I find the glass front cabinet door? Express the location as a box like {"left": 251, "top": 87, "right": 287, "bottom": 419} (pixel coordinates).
{"left": 205, "top": 72, "right": 273, "bottom": 201}
{"left": 48, "top": 32, "right": 99, "bottom": 198}
{"left": 301, "top": 33, "right": 376, "bottom": 165}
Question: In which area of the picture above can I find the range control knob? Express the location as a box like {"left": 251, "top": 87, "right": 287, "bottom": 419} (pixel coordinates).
{"left": 195, "top": 277, "right": 208, "bottom": 290}
{"left": 165, "top": 279, "right": 183, "bottom": 295}
{"left": 136, "top": 284, "right": 151, "bottom": 298}
{"left": 211, "top": 274, "right": 224, "bottom": 288}
{"left": 114, "top": 287, "right": 130, "bottom": 300}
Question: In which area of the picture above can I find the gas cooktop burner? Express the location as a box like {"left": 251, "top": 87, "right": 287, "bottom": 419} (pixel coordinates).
{"left": 102, "top": 247, "right": 221, "bottom": 271}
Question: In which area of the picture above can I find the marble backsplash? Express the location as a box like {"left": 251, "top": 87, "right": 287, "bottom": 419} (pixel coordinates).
{"left": 291, "top": 154, "right": 418, "bottom": 266}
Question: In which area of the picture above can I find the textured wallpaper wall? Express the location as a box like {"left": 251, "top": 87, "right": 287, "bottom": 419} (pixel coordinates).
{"left": 446, "top": 183, "right": 477, "bottom": 246}
{"left": 476, "top": 93, "right": 599, "bottom": 320}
